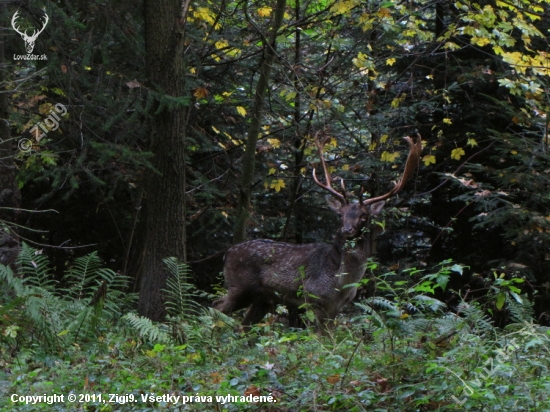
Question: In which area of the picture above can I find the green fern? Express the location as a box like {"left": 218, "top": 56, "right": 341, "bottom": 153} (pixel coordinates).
{"left": 163, "top": 257, "right": 203, "bottom": 318}
{"left": 0, "top": 243, "right": 136, "bottom": 351}
{"left": 123, "top": 257, "right": 234, "bottom": 346}
{"left": 16, "top": 243, "right": 56, "bottom": 291}
{"left": 123, "top": 312, "right": 171, "bottom": 343}
{"left": 458, "top": 301, "right": 496, "bottom": 338}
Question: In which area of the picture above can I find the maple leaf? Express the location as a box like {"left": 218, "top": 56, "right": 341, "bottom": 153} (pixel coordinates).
{"left": 194, "top": 87, "right": 209, "bottom": 99}
{"left": 451, "top": 147, "right": 465, "bottom": 160}
{"left": 257, "top": 7, "right": 272, "bottom": 17}
{"left": 423, "top": 154, "right": 436, "bottom": 166}
{"left": 214, "top": 40, "right": 229, "bottom": 49}
{"left": 270, "top": 179, "right": 286, "bottom": 192}
{"left": 381, "top": 151, "right": 399, "bottom": 162}
{"left": 267, "top": 138, "right": 280, "bottom": 148}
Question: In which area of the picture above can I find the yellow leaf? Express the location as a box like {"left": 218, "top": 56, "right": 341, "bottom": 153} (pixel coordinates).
{"left": 267, "top": 138, "right": 280, "bottom": 148}
{"left": 471, "top": 37, "right": 491, "bottom": 47}
{"left": 342, "top": 164, "right": 349, "bottom": 171}
{"left": 391, "top": 98, "right": 400, "bottom": 108}
{"left": 236, "top": 106, "right": 247, "bottom": 117}
{"left": 270, "top": 179, "right": 286, "bottom": 192}
{"left": 386, "top": 58, "right": 396, "bottom": 66}
{"left": 193, "top": 7, "right": 221, "bottom": 30}
{"left": 257, "top": 7, "right": 272, "bottom": 17}
{"left": 451, "top": 147, "right": 465, "bottom": 161}
{"left": 212, "top": 126, "right": 220, "bottom": 134}
{"left": 377, "top": 7, "right": 391, "bottom": 18}
{"left": 510, "top": 150, "right": 517, "bottom": 155}
{"left": 423, "top": 155, "right": 436, "bottom": 166}
{"left": 268, "top": 168, "right": 276, "bottom": 175}
{"left": 380, "top": 134, "right": 389, "bottom": 143}
{"left": 189, "top": 67, "right": 197, "bottom": 74}
{"left": 215, "top": 40, "right": 229, "bottom": 49}
{"left": 368, "top": 142, "right": 377, "bottom": 150}
{"left": 381, "top": 151, "right": 399, "bottom": 162}
{"left": 467, "top": 138, "right": 478, "bottom": 147}
{"left": 330, "top": 0, "right": 356, "bottom": 15}
{"left": 442, "top": 118, "right": 452, "bottom": 125}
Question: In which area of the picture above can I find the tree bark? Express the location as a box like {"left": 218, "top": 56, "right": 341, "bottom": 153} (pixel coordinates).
{"left": 137, "top": 0, "right": 188, "bottom": 320}
{"left": 0, "top": 3, "right": 21, "bottom": 267}
{"left": 232, "top": 0, "right": 287, "bottom": 244}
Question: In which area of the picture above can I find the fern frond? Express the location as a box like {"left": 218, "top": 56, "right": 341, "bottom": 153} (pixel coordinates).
{"left": 458, "top": 302, "right": 496, "bottom": 337}
{"left": 412, "top": 294, "right": 447, "bottom": 313}
{"left": 16, "top": 243, "right": 56, "bottom": 291}
{"left": 163, "top": 257, "right": 202, "bottom": 318}
{"left": 507, "top": 294, "right": 534, "bottom": 324}
{"left": 123, "top": 312, "right": 170, "bottom": 343}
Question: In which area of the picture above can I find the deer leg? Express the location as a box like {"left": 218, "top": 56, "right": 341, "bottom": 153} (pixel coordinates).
{"left": 242, "top": 299, "right": 271, "bottom": 328}
{"left": 314, "top": 307, "right": 337, "bottom": 334}
{"left": 212, "top": 288, "right": 253, "bottom": 314}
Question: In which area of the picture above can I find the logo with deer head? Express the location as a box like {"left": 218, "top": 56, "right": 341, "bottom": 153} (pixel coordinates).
{"left": 11, "top": 11, "right": 49, "bottom": 54}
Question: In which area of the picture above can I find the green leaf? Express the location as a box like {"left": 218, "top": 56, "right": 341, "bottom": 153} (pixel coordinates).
{"left": 495, "top": 292, "right": 506, "bottom": 310}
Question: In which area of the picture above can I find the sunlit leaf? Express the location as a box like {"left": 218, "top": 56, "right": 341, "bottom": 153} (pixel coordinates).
{"left": 451, "top": 147, "right": 465, "bottom": 161}
{"left": 257, "top": 7, "right": 272, "bottom": 17}
{"left": 270, "top": 179, "right": 286, "bottom": 192}
{"left": 381, "top": 151, "right": 399, "bottom": 162}
{"left": 236, "top": 106, "right": 247, "bottom": 117}
{"left": 267, "top": 138, "right": 280, "bottom": 148}
{"left": 215, "top": 40, "right": 229, "bottom": 49}
{"left": 423, "top": 155, "right": 436, "bottom": 166}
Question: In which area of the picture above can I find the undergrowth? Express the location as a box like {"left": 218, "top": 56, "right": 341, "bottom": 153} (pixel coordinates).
{"left": 0, "top": 247, "right": 549, "bottom": 411}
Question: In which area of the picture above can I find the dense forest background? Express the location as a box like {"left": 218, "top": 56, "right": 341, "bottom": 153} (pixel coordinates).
{"left": 2, "top": 0, "right": 549, "bottom": 322}
{"left": 1, "top": 0, "right": 550, "bottom": 410}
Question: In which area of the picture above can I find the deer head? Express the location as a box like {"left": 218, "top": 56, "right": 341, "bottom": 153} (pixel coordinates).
{"left": 312, "top": 131, "right": 422, "bottom": 238}
{"left": 12, "top": 11, "right": 49, "bottom": 54}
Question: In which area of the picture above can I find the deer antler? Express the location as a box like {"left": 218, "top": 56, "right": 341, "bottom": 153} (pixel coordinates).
{"left": 312, "top": 131, "right": 348, "bottom": 204}
{"left": 11, "top": 11, "right": 26, "bottom": 37}
{"left": 363, "top": 134, "right": 422, "bottom": 206}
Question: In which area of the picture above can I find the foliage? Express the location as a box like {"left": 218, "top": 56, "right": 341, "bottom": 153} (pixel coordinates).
{"left": 124, "top": 257, "right": 234, "bottom": 346}
{"left": 3, "top": 0, "right": 550, "bottom": 408}
{"left": 2, "top": 262, "right": 550, "bottom": 411}
{"left": 0, "top": 243, "right": 135, "bottom": 352}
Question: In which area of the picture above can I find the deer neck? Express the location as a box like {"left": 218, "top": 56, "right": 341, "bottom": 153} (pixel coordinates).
{"left": 334, "top": 228, "right": 375, "bottom": 287}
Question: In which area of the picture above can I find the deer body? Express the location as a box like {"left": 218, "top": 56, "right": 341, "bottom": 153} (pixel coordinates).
{"left": 214, "top": 134, "right": 421, "bottom": 329}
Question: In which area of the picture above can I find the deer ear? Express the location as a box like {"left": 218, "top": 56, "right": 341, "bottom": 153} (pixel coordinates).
{"left": 326, "top": 196, "right": 343, "bottom": 214}
{"left": 368, "top": 200, "right": 386, "bottom": 216}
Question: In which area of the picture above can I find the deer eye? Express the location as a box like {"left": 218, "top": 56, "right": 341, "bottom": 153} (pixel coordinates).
{"left": 360, "top": 215, "right": 367, "bottom": 222}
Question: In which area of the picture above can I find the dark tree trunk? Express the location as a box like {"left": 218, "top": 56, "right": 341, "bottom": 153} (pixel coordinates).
{"left": 232, "top": 0, "right": 288, "bottom": 244}
{"left": 137, "top": 0, "right": 188, "bottom": 320}
{"left": 0, "top": 3, "right": 21, "bottom": 267}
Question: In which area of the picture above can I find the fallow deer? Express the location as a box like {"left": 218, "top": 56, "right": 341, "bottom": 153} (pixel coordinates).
{"left": 214, "top": 133, "right": 422, "bottom": 330}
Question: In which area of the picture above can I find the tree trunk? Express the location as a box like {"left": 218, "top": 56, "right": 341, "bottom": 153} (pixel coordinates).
{"left": 232, "top": 0, "right": 287, "bottom": 244}
{"left": 137, "top": 0, "right": 188, "bottom": 320}
{"left": 0, "top": 3, "right": 21, "bottom": 267}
